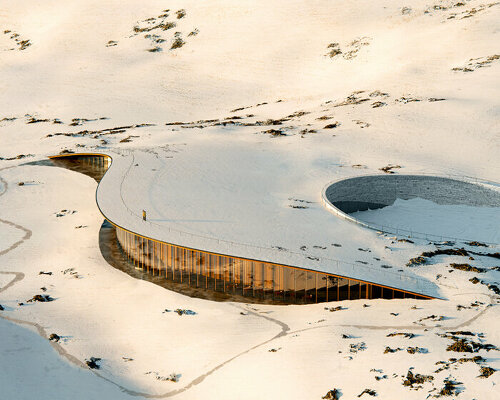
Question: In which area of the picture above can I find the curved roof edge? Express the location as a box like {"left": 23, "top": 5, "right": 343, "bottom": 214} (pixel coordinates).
{"left": 49, "top": 152, "right": 442, "bottom": 300}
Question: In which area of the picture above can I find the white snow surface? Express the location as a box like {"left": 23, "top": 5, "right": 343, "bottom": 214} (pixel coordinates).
{"left": 1, "top": 0, "right": 500, "bottom": 399}
{"left": 352, "top": 197, "right": 500, "bottom": 244}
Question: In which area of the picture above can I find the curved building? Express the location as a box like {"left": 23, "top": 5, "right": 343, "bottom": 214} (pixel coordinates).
{"left": 49, "top": 152, "right": 447, "bottom": 303}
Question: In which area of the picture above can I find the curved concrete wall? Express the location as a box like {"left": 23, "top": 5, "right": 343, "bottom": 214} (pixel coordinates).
{"left": 325, "top": 175, "right": 500, "bottom": 214}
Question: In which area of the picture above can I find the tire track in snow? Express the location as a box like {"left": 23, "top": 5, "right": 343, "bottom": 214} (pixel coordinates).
{"left": 0, "top": 271, "right": 25, "bottom": 294}
{"left": 0, "top": 218, "right": 32, "bottom": 256}
{"left": 0, "top": 169, "right": 33, "bottom": 256}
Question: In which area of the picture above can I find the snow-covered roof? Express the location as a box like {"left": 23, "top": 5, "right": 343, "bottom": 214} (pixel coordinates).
{"left": 89, "top": 144, "right": 441, "bottom": 298}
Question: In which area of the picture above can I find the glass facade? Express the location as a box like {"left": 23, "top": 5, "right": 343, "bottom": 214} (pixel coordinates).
{"left": 50, "top": 153, "right": 429, "bottom": 304}
{"left": 114, "top": 227, "right": 425, "bottom": 303}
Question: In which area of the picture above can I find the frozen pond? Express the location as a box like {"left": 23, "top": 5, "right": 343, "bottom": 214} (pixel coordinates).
{"left": 352, "top": 198, "right": 500, "bottom": 243}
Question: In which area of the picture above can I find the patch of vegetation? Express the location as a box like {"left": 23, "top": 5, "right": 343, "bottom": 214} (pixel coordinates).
{"left": 170, "top": 34, "right": 185, "bottom": 50}
{"left": 27, "top": 294, "right": 54, "bottom": 303}
{"left": 162, "top": 308, "right": 196, "bottom": 316}
{"left": 445, "top": 336, "right": 498, "bottom": 353}
{"left": 450, "top": 263, "right": 486, "bottom": 273}
{"left": 387, "top": 332, "right": 415, "bottom": 339}
{"left": 467, "top": 241, "right": 488, "bottom": 247}
{"left": 435, "top": 378, "right": 462, "bottom": 397}
{"left": 379, "top": 164, "right": 401, "bottom": 174}
{"left": 45, "top": 123, "right": 155, "bottom": 139}
{"left": 349, "top": 342, "right": 366, "bottom": 353}
{"left": 322, "top": 389, "right": 341, "bottom": 399}
{"left": 326, "top": 42, "right": 342, "bottom": 58}
{"left": 287, "top": 110, "right": 310, "bottom": 118}
{"left": 452, "top": 54, "right": 500, "bottom": 72}
{"left": 324, "top": 306, "right": 345, "bottom": 312}
{"left": 402, "top": 370, "right": 434, "bottom": 389}
{"left": 384, "top": 346, "right": 402, "bottom": 354}
{"left": 2, "top": 30, "right": 31, "bottom": 51}
{"left": 395, "top": 96, "right": 421, "bottom": 104}
{"left": 145, "top": 371, "right": 180, "bottom": 382}
{"left": 147, "top": 46, "right": 162, "bottom": 52}
{"left": 264, "top": 129, "right": 286, "bottom": 136}
{"left": 406, "top": 256, "right": 427, "bottom": 267}
{"left": 26, "top": 115, "right": 50, "bottom": 124}
{"left": 407, "top": 346, "right": 427, "bottom": 354}
{"left": 333, "top": 91, "right": 370, "bottom": 107}
{"left": 127, "top": 9, "right": 196, "bottom": 53}
{"left": 357, "top": 388, "right": 376, "bottom": 397}
{"left": 478, "top": 366, "right": 496, "bottom": 378}
{"left": 326, "top": 37, "right": 371, "bottom": 60}
{"left": 447, "top": 2, "right": 499, "bottom": 21}
{"left": 434, "top": 355, "right": 484, "bottom": 373}
{"left": 415, "top": 314, "right": 446, "bottom": 324}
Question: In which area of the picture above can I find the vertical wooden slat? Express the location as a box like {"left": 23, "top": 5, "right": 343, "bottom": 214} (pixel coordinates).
{"left": 315, "top": 273, "right": 318, "bottom": 303}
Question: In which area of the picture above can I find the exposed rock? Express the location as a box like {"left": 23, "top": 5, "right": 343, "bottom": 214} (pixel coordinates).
{"left": 478, "top": 366, "right": 495, "bottom": 378}
{"left": 446, "top": 337, "right": 498, "bottom": 353}
{"left": 407, "top": 347, "right": 427, "bottom": 354}
{"left": 402, "top": 370, "right": 434, "bottom": 389}
{"left": 85, "top": 357, "right": 101, "bottom": 369}
{"left": 174, "top": 308, "right": 196, "bottom": 316}
{"left": 384, "top": 346, "right": 402, "bottom": 354}
{"left": 49, "top": 333, "right": 60, "bottom": 342}
{"left": 27, "top": 294, "right": 54, "bottom": 303}
{"left": 450, "top": 263, "right": 486, "bottom": 273}
{"left": 380, "top": 164, "right": 401, "bottom": 174}
{"left": 434, "top": 356, "right": 484, "bottom": 373}
{"left": 437, "top": 378, "right": 462, "bottom": 397}
{"left": 324, "top": 306, "right": 344, "bottom": 312}
{"left": 322, "top": 389, "right": 340, "bottom": 399}
{"left": 264, "top": 129, "right": 286, "bottom": 136}
{"left": 422, "top": 248, "right": 468, "bottom": 257}
{"left": 406, "top": 256, "right": 427, "bottom": 267}
{"left": 357, "top": 388, "right": 376, "bottom": 397}
{"left": 467, "top": 241, "right": 488, "bottom": 247}
{"left": 387, "top": 332, "right": 415, "bottom": 339}
{"left": 349, "top": 342, "right": 366, "bottom": 353}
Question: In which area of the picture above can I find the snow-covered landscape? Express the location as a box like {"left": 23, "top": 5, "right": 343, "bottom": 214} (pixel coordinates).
{"left": 1, "top": 1, "right": 499, "bottom": 399}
